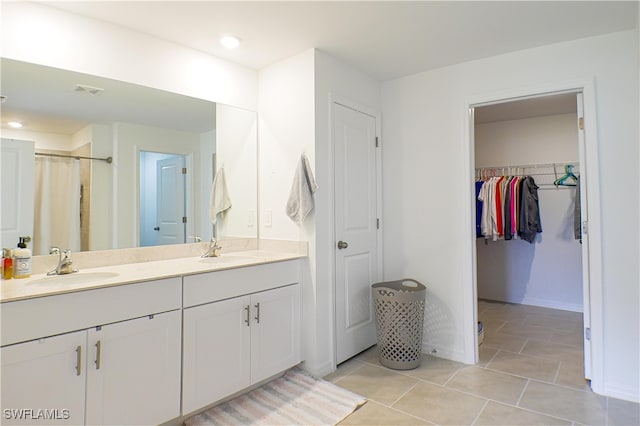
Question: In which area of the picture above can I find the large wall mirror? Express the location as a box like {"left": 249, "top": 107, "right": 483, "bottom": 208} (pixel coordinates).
{"left": 1, "top": 58, "right": 258, "bottom": 255}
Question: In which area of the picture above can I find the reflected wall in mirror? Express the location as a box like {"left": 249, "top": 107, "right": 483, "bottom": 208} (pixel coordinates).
{"left": 0, "top": 58, "right": 258, "bottom": 254}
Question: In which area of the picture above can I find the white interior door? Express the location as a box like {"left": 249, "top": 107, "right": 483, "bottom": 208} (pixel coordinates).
{"left": 156, "top": 156, "right": 185, "bottom": 245}
{"left": 577, "top": 92, "right": 592, "bottom": 380}
{"left": 1, "top": 139, "right": 34, "bottom": 249}
{"left": 333, "top": 102, "right": 380, "bottom": 364}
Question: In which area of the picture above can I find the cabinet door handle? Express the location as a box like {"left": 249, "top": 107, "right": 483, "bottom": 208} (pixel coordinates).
{"left": 244, "top": 305, "right": 250, "bottom": 326}
{"left": 254, "top": 302, "right": 261, "bottom": 324}
{"left": 95, "top": 340, "right": 102, "bottom": 370}
{"left": 75, "top": 346, "right": 82, "bottom": 376}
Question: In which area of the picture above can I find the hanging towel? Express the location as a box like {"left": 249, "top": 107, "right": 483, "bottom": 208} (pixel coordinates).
{"left": 209, "top": 167, "right": 232, "bottom": 224}
{"left": 286, "top": 154, "right": 318, "bottom": 225}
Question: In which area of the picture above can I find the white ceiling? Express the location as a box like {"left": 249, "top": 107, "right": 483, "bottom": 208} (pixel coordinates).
{"left": 3, "top": 1, "right": 637, "bottom": 135}
{"left": 44, "top": 1, "right": 637, "bottom": 81}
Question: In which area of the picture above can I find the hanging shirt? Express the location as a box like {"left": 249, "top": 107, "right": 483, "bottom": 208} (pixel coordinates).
{"left": 476, "top": 180, "right": 484, "bottom": 238}
{"left": 503, "top": 176, "right": 513, "bottom": 240}
{"left": 478, "top": 177, "right": 497, "bottom": 239}
{"left": 495, "top": 176, "right": 505, "bottom": 239}
{"left": 519, "top": 176, "right": 543, "bottom": 243}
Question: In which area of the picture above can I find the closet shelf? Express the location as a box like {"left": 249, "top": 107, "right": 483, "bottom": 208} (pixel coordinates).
{"left": 475, "top": 161, "right": 579, "bottom": 189}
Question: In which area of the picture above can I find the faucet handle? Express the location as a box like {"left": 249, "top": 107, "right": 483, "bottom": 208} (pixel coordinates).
{"left": 188, "top": 236, "right": 202, "bottom": 242}
{"left": 50, "top": 247, "right": 61, "bottom": 255}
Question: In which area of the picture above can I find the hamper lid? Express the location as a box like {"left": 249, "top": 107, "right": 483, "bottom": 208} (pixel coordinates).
{"left": 372, "top": 279, "right": 426, "bottom": 292}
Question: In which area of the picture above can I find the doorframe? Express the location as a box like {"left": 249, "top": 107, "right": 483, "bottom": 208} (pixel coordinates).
{"left": 328, "top": 93, "right": 383, "bottom": 368}
{"left": 133, "top": 147, "right": 195, "bottom": 247}
{"left": 461, "top": 79, "right": 604, "bottom": 393}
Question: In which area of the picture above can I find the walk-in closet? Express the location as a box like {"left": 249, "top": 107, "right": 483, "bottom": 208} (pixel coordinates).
{"left": 473, "top": 93, "right": 589, "bottom": 390}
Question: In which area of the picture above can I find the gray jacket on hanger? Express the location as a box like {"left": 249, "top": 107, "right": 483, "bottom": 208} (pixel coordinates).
{"left": 519, "top": 176, "right": 542, "bottom": 243}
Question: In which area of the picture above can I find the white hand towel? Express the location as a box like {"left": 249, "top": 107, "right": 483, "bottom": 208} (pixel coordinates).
{"left": 209, "top": 167, "right": 232, "bottom": 224}
{"left": 286, "top": 154, "right": 318, "bottom": 225}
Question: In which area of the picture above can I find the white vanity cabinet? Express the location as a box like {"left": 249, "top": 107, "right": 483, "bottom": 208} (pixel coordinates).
{"left": 1, "top": 331, "right": 87, "bottom": 425}
{"left": 182, "top": 261, "right": 302, "bottom": 415}
{"left": 1, "top": 277, "right": 182, "bottom": 426}
{"left": 85, "top": 310, "right": 181, "bottom": 425}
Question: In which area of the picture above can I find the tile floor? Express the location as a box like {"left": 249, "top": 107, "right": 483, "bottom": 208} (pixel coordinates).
{"left": 327, "top": 300, "right": 640, "bottom": 425}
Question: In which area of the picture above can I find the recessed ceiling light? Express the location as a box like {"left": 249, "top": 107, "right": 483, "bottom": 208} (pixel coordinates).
{"left": 8, "top": 121, "right": 23, "bottom": 129}
{"left": 220, "top": 35, "right": 241, "bottom": 49}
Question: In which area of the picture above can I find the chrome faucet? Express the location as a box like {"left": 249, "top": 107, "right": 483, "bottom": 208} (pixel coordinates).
{"left": 47, "top": 248, "right": 79, "bottom": 275}
{"left": 201, "top": 238, "right": 222, "bottom": 258}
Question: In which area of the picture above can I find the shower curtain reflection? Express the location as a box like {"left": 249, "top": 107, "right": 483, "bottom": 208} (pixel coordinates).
{"left": 34, "top": 156, "right": 81, "bottom": 255}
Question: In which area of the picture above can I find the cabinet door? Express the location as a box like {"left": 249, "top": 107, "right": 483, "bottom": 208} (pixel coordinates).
{"left": 85, "top": 310, "right": 181, "bottom": 425}
{"left": 182, "top": 295, "right": 251, "bottom": 415}
{"left": 251, "top": 284, "right": 301, "bottom": 384}
{"left": 1, "top": 331, "right": 86, "bottom": 425}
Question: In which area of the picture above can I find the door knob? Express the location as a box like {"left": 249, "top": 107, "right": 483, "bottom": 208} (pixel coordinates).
{"left": 153, "top": 227, "right": 160, "bottom": 231}
{"left": 337, "top": 240, "right": 348, "bottom": 249}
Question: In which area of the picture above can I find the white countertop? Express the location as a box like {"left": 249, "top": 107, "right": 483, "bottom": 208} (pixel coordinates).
{"left": 0, "top": 250, "right": 305, "bottom": 303}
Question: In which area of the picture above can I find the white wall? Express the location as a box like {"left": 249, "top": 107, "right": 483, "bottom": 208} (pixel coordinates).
{"left": 381, "top": 30, "right": 639, "bottom": 401}
{"left": 258, "top": 49, "right": 381, "bottom": 376}
{"left": 475, "top": 114, "right": 583, "bottom": 311}
{"left": 1, "top": 2, "right": 258, "bottom": 111}
{"left": 215, "top": 105, "right": 258, "bottom": 239}
{"left": 199, "top": 130, "right": 216, "bottom": 243}
{"left": 88, "top": 124, "right": 113, "bottom": 251}
{"left": 258, "top": 49, "right": 318, "bottom": 371}
{"left": 1, "top": 130, "right": 72, "bottom": 151}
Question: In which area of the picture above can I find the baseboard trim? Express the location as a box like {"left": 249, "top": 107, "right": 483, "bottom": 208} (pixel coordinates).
{"left": 604, "top": 381, "right": 640, "bottom": 403}
{"left": 422, "top": 342, "right": 467, "bottom": 364}
{"left": 301, "top": 359, "right": 334, "bottom": 379}
{"left": 481, "top": 296, "right": 583, "bottom": 313}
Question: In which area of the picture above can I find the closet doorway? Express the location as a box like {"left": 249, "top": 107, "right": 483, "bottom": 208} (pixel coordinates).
{"left": 470, "top": 90, "right": 599, "bottom": 391}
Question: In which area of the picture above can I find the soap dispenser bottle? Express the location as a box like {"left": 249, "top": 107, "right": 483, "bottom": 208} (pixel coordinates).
{"left": 2, "top": 248, "right": 12, "bottom": 280}
{"left": 13, "top": 236, "right": 32, "bottom": 279}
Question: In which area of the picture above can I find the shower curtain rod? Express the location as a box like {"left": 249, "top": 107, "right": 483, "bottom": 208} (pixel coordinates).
{"left": 35, "top": 152, "right": 113, "bottom": 164}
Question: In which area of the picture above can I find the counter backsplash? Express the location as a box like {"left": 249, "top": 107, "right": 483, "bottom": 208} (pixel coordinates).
{"left": 30, "top": 239, "right": 307, "bottom": 275}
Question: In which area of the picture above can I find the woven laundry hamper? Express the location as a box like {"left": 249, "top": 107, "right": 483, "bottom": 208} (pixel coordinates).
{"left": 371, "top": 279, "right": 426, "bottom": 370}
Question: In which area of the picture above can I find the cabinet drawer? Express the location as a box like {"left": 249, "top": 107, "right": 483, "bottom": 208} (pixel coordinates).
{"left": 1, "top": 278, "right": 182, "bottom": 346}
{"left": 183, "top": 260, "right": 300, "bottom": 308}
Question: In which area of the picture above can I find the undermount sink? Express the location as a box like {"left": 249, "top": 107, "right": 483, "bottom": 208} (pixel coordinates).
{"left": 30, "top": 271, "right": 120, "bottom": 285}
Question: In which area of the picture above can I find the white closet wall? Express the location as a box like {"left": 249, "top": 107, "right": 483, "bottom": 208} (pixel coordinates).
{"left": 475, "top": 112, "right": 583, "bottom": 311}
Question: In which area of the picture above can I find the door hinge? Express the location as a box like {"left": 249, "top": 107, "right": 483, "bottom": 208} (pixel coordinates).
{"left": 582, "top": 221, "right": 588, "bottom": 235}
{"left": 376, "top": 218, "right": 380, "bottom": 229}
{"left": 578, "top": 117, "right": 584, "bottom": 130}
{"left": 182, "top": 216, "right": 187, "bottom": 224}
{"left": 375, "top": 136, "right": 379, "bottom": 148}
{"left": 585, "top": 327, "right": 591, "bottom": 341}
{"left": 182, "top": 167, "right": 187, "bottom": 175}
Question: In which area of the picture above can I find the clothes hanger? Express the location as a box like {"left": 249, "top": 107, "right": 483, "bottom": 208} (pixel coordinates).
{"left": 554, "top": 164, "right": 578, "bottom": 186}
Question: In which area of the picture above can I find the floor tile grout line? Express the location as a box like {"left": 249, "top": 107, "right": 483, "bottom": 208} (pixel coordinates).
{"left": 441, "top": 364, "right": 465, "bottom": 387}
{"left": 515, "top": 379, "right": 530, "bottom": 407}
{"left": 479, "top": 346, "right": 501, "bottom": 369}
{"left": 552, "top": 360, "right": 562, "bottom": 384}
{"left": 388, "top": 381, "right": 420, "bottom": 407}
{"left": 469, "top": 399, "right": 490, "bottom": 426}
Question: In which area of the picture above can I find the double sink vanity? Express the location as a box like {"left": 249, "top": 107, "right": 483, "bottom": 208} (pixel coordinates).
{"left": 0, "top": 241, "right": 305, "bottom": 425}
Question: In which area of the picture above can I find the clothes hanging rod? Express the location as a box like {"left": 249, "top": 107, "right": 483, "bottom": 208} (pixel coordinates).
{"left": 35, "top": 152, "right": 113, "bottom": 164}
{"left": 475, "top": 161, "right": 578, "bottom": 170}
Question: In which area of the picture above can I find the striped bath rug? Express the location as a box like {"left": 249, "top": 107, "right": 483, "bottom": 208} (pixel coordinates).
{"left": 184, "top": 367, "right": 366, "bottom": 425}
